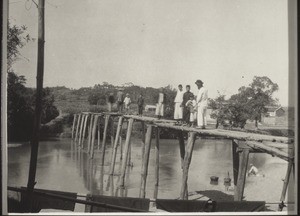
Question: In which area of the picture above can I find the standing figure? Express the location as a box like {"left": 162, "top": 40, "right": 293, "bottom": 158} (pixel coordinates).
{"left": 123, "top": 93, "right": 131, "bottom": 114}
{"left": 137, "top": 94, "right": 144, "bottom": 116}
{"left": 174, "top": 84, "right": 184, "bottom": 124}
{"left": 195, "top": 80, "right": 208, "bottom": 129}
{"left": 116, "top": 88, "right": 125, "bottom": 113}
{"left": 182, "top": 85, "right": 194, "bottom": 125}
{"left": 185, "top": 94, "right": 196, "bottom": 126}
{"left": 155, "top": 89, "right": 165, "bottom": 119}
{"left": 107, "top": 92, "right": 115, "bottom": 112}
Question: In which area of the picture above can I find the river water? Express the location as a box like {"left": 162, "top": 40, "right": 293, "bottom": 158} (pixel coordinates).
{"left": 8, "top": 136, "right": 292, "bottom": 211}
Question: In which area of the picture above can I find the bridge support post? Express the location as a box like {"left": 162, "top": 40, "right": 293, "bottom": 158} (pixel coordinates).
{"left": 110, "top": 116, "right": 115, "bottom": 147}
{"left": 71, "top": 114, "right": 78, "bottom": 139}
{"left": 90, "top": 115, "right": 99, "bottom": 159}
{"left": 141, "top": 121, "right": 146, "bottom": 161}
{"left": 234, "top": 148, "right": 249, "bottom": 201}
{"left": 109, "top": 116, "right": 124, "bottom": 175}
{"left": 178, "top": 131, "right": 185, "bottom": 169}
{"left": 154, "top": 126, "right": 160, "bottom": 200}
{"left": 100, "top": 115, "right": 110, "bottom": 165}
{"left": 119, "top": 135, "right": 123, "bottom": 161}
{"left": 118, "top": 118, "right": 134, "bottom": 188}
{"left": 232, "top": 139, "right": 240, "bottom": 186}
{"left": 75, "top": 114, "right": 82, "bottom": 143}
{"left": 81, "top": 114, "right": 88, "bottom": 148}
{"left": 97, "top": 116, "right": 101, "bottom": 149}
{"left": 180, "top": 132, "right": 196, "bottom": 200}
{"left": 279, "top": 161, "right": 293, "bottom": 204}
{"left": 139, "top": 125, "right": 153, "bottom": 198}
{"left": 78, "top": 114, "right": 85, "bottom": 146}
{"left": 87, "top": 114, "right": 94, "bottom": 153}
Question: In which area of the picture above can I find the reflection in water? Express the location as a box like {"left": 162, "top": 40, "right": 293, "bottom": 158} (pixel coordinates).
{"left": 8, "top": 137, "right": 288, "bottom": 205}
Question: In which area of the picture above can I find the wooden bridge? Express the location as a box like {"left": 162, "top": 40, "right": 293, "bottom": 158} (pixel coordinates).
{"left": 71, "top": 112, "right": 294, "bottom": 205}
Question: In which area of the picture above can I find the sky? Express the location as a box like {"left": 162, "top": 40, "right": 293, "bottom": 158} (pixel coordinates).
{"left": 9, "top": 0, "right": 289, "bottom": 105}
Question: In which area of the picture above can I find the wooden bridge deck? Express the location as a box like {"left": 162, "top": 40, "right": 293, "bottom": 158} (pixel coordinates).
{"left": 71, "top": 112, "right": 295, "bottom": 206}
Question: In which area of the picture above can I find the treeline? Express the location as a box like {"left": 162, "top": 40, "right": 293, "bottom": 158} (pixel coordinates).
{"left": 49, "top": 83, "right": 177, "bottom": 119}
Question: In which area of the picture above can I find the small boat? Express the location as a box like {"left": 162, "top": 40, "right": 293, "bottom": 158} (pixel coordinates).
{"left": 210, "top": 176, "right": 219, "bottom": 182}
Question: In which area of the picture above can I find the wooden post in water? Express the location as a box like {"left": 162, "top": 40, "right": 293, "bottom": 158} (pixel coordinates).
{"left": 139, "top": 125, "right": 153, "bottom": 198}
{"left": 141, "top": 121, "right": 146, "bottom": 161}
{"left": 279, "top": 161, "right": 293, "bottom": 203}
{"left": 87, "top": 114, "right": 94, "bottom": 153}
{"left": 100, "top": 115, "right": 110, "bottom": 165}
{"left": 75, "top": 114, "right": 82, "bottom": 143}
{"left": 81, "top": 114, "right": 88, "bottom": 148}
{"left": 118, "top": 118, "right": 134, "bottom": 189}
{"left": 119, "top": 136, "right": 123, "bottom": 161}
{"left": 234, "top": 148, "right": 249, "bottom": 201}
{"left": 71, "top": 114, "right": 77, "bottom": 139}
{"left": 78, "top": 114, "right": 85, "bottom": 146}
{"left": 97, "top": 117, "right": 101, "bottom": 149}
{"left": 178, "top": 130, "right": 185, "bottom": 169}
{"left": 180, "top": 132, "right": 196, "bottom": 200}
{"left": 110, "top": 116, "right": 115, "bottom": 147}
{"left": 232, "top": 139, "right": 240, "bottom": 186}
{"left": 154, "top": 127, "right": 160, "bottom": 200}
{"left": 109, "top": 117, "right": 124, "bottom": 175}
{"left": 90, "top": 115, "right": 99, "bottom": 159}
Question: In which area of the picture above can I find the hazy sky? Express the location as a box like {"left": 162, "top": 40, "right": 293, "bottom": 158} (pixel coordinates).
{"left": 9, "top": 0, "right": 289, "bottom": 105}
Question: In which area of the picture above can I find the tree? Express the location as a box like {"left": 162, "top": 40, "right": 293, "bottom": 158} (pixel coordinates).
{"left": 239, "top": 76, "right": 279, "bottom": 129}
{"left": 7, "top": 23, "right": 59, "bottom": 141}
{"left": 8, "top": 22, "right": 33, "bottom": 71}
{"left": 209, "top": 76, "right": 279, "bottom": 129}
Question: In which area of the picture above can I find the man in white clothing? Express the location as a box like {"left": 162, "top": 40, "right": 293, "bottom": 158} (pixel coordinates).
{"left": 174, "top": 84, "right": 184, "bottom": 123}
{"left": 195, "top": 80, "right": 208, "bottom": 129}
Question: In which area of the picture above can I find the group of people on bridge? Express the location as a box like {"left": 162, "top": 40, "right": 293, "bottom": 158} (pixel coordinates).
{"left": 106, "top": 79, "right": 208, "bottom": 129}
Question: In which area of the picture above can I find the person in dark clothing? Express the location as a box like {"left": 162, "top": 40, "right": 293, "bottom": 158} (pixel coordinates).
{"left": 182, "top": 85, "right": 194, "bottom": 124}
{"left": 116, "top": 88, "right": 125, "bottom": 113}
{"left": 107, "top": 93, "right": 115, "bottom": 112}
{"left": 137, "top": 94, "right": 144, "bottom": 116}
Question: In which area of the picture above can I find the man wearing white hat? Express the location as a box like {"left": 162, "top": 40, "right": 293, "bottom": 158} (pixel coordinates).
{"left": 195, "top": 80, "right": 208, "bottom": 129}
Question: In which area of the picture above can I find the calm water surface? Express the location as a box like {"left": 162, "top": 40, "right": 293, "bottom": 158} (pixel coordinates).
{"left": 8, "top": 136, "right": 290, "bottom": 207}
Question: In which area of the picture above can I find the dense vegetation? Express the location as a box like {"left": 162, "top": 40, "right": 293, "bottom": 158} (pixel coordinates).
{"left": 8, "top": 23, "right": 59, "bottom": 142}
{"left": 209, "top": 76, "right": 279, "bottom": 129}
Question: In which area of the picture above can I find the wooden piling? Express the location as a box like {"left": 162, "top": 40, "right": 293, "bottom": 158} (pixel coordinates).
{"left": 154, "top": 127, "right": 160, "bottom": 200}
{"left": 119, "top": 135, "right": 123, "bottom": 161}
{"left": 127, "top": 143, "right": 132, "bottom": 167}
{"left": 97, "top": 117, "right": 101, "bottom": 149}
{"left": 178, "top": 130, "right": 185, "bottom": 169}
{"left": 232, "top": 139, "right": 240, "bottom": 186}
{"left": 141, "top": 121, "right": 146, "bottom": 161}
{"left": 111, "top": 116, "right": 115, "bottom": 147}
{"left": 75, "top": 114, "right": 82, "bottom": 142}
{"left": 139, "top": 125, "right": 153, "bottom": 198}
{"left": 90, "top": 115, "right": 99, "bottom": 159}
{"left": 118, "top": 118, "right": 134, "bottom": 188}
{"left": 109, "top": 117, "right": 124, "bottom": 175}
{"left": 180, "top": 132, "right": 196, "bottom": 200}
{"left": 234, "top": 148, "right": 250, "bottom": 201}
{"left": 279, "top": 161, "right": 293, "bottom": 202}
{"left": 87, "top": 114, "right": 94, "bottom": 153}
{"left": 81, "top": 114, "right": 88, "bottom": 148}
{"left": 78, "top": 114, "right": 85, "bottom": 146}
{"left": 71, "top": 114, "right": 78, "bottom": 139}
{"left": 100, "top": 115, "right": 110, "bottom": 165}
